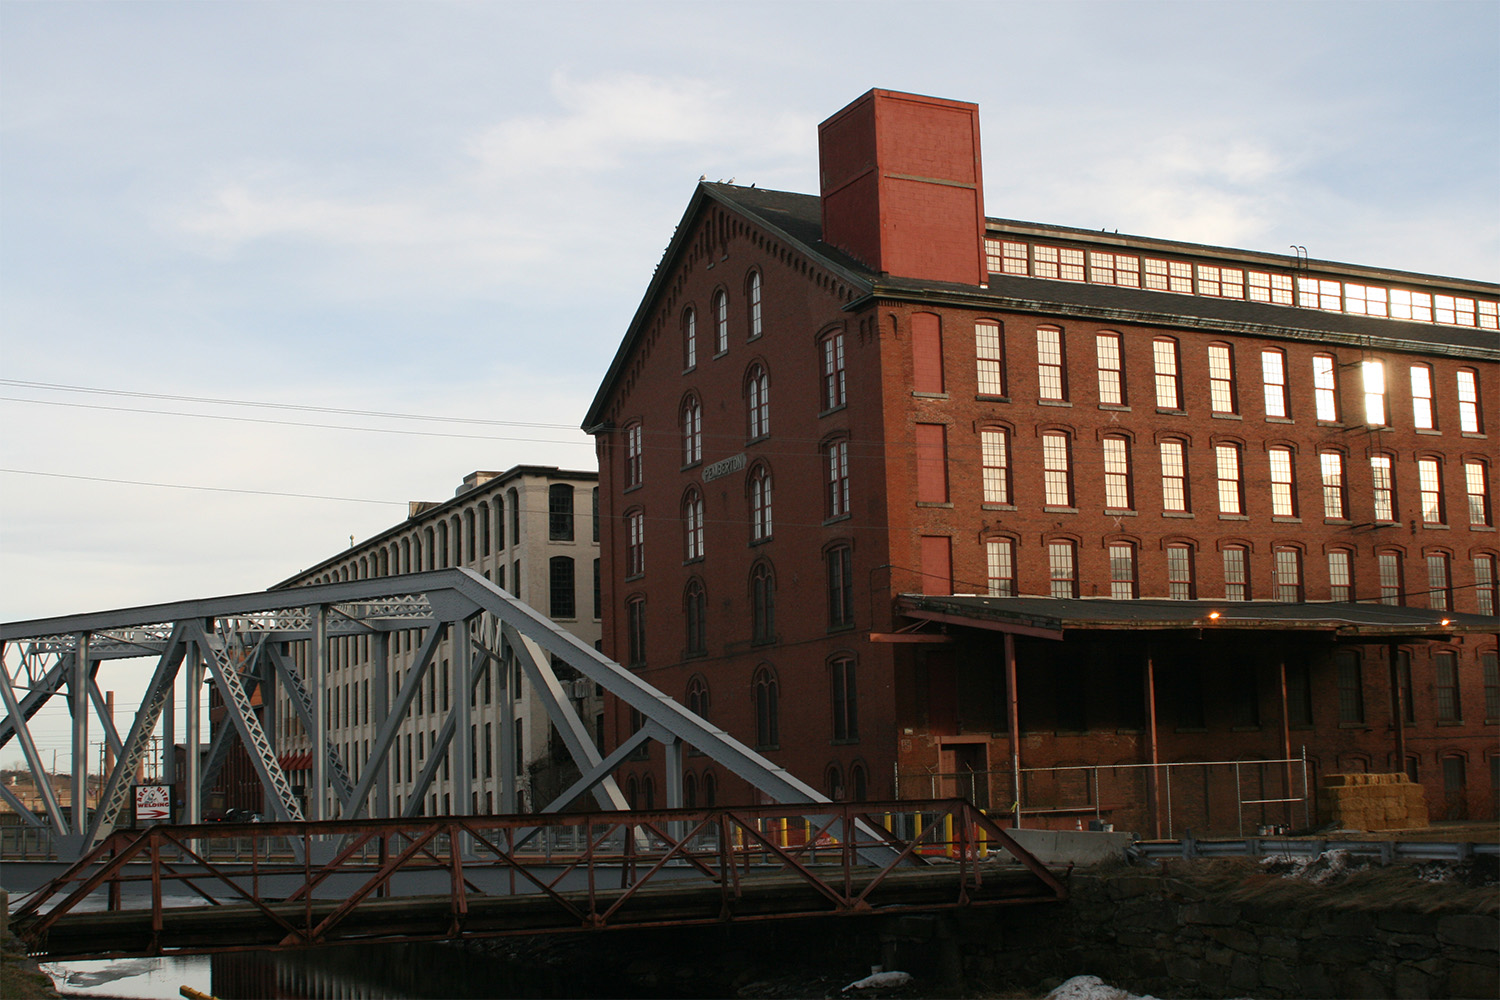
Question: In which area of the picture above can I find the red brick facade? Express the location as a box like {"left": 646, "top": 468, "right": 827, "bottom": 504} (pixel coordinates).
{"left": 586, "top": 90, "right": 1499, "bottom": 834}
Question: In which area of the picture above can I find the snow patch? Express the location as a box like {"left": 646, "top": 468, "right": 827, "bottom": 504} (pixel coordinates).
{"left": 1046, "top": 974, "right": 1160, "bottom": 1000}
{"left": 841, "top": 970, "right": 913, "bottom": 992}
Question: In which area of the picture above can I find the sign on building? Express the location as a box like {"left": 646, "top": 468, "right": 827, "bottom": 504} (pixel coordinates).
{"left": 135, "top": 783, "right": 171, "bottom": 825}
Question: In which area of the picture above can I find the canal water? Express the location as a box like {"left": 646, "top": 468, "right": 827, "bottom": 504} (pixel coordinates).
{"left": 44, "top": 941, "right": 633, "bottom": 999}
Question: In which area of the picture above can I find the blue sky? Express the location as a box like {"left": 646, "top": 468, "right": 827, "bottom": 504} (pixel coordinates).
{"left": 2, "top": 1, "right": 1497, "bottom": 762}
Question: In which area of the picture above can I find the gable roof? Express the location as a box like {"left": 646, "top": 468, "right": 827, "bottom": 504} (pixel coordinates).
{"left": 584, "top": 182, "right": 1500, "bottom": 431}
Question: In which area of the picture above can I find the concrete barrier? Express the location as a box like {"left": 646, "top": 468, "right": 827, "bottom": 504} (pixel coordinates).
{"left": 1003, "top": 828, "right": 1135, "bottom": 866}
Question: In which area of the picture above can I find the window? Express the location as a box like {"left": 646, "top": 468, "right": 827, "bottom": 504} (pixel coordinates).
{"left": 981, "top": 428, "right": 1011, "bottom": 504}
{"left": 1371, "top": 455, "right": 1396, "bottom": 522}
{"left": 681, "top": 396, "right": 702, "bottom": 466}
{"left": 1042, "top": 431, "right": 1073, "bottom": 507}
{"left": 1096, "top": 333, "right": 1124, "bottom": 405}
{"left": 1410, "top": 365, "right": 1435, "bottom": 430}
{"left": 1435, "top": 652, "right": 1461, "bottom": 722}
{"left": 1247, "top": 270, "right": 1294, "bottom": 305}
{"left": 1344, "top": 283, "right": 1387, "bottom": 317}
{"left": 825, "top": 438, "right": 850, "bottom": 518}
{"left": 1298, "top": 277, "right": 1342, "bottom": 311}
{"left": 747, "top": 271, "right": 762, "bottom": 339}
{"left": 1153, "top": 338, "right": 1181, "bottom": 409}
{"left": 1144, "top": 257, "right": 1192, "bottom": 293}
{"left": 1089, "top": 251, "right": 1139, "bottom": 286}
{"left": 683, "top": 489, "right": 704, "bottom": 561}
{"left": 1320, "top": 452, "right": 1347, "bottom": 520}
{"left": 1435, "top": 295, "right": 1477, "bottom": 327}
{"left": 1418, "top": 458, "right": 1445, "bottom": 524}
{"left": 1466, "top": 461, "right": 1492, "bottom": 526}
{"left": 1036, "top": 327, "right": 1066, "bottom": 401}
{"left": 1328, "top": 550, "right": 1352, "bottom": 601}
{"left": 1378, "top": 551, "right": 1403, "bottom": 605}
{"left": 1159, "top": 440, "right": 1188, "bottom": 513}
{"left": 548, "top": 484, "right": 574, "bottom": 541}
{"left": 831, "top": 657, "right": 858, "bottom": 741}
{"left": 1109, "top": 543, "right": 1137, "bottom": 599}
{"left": 1457, "top": 369, "right": 1482, "bottom": 433}
{"left": 976, "top": 320, "right": 1005, "bottom": 396}
{"left": 1261, "top": 350, "right": 1288, "bottom": 418}
{"left": 915, "top": 424, "right": 949, "bottom": 503}
{"left": 1033, "top": 245, "right": 1085, "bottom": 281}
{"left": 1166, "top": 544, "right": 1195, "bottom": 599}
{"left": 754, "top": 667, "right": 779, "bottom": 748}
{"left": 986, "top": 538, "right": 1015, "bottom": 597}
{"left": 1196, "top": 264, "right": 1244, "bottom": 298}
{"left": 593, "top": 488, "right": 599, "bottom": 542}
{"left": 827, "top": 544, "right": 854, "bottom": 627}
{"left": 1337, "top": 651, "right": 1365, "bottom": 724}
{"left": 1274, "top": 547, "right": 1303, "bottom": 602}
{"left": 751, "top": 562, "right": 775, "bottom": 644}
{"left": 821, "top": 331, "right": 846, "bottom": 410}
{"left": 625, "top": 423, "right": 643, "bottom": 488}
{"left": 1223, "top": 546, "right": 1249, "bottom": 601}
{"left": 1048, "top": 541, "right": 1078, "bottom": 598}
{"left": 1390, "top": 289, "right": 1432, "bottom": 322}
{"left": 1102, "top": 436, "right": 1132, "bottom": 510}
{"left": 912, "top": 313, "right": 944, "bottom": 393}
{"left": 713, "top": 290, "right": 728, "bottom": 354}
{"left": 683, "top": 307, "right": 697, "bottom": 370}
{"left": 685, "top": 583, "right": 706, "bottom": 657}
{"left": 749, "top": 464, "right": 773, "bottom": 541}
{"left": 1426, "top": 553, "right": 1452, "bottom": 611}
{"left": 998, "top": 240, "right": 1028, "bottom": 274}
{"left": 1215, "top": 444, "right": 1244, "bottom": 515}
{"left": 686, "top": 674, "right": 709, "bottom": 720}
{"left": 625, "top": 510, "right": 644, "bottom": 577}
{"left": 1312, "top": 354, "right": 1339, "bottom": 421}
{"left": 626, "top": 597, "right": 646, "bottom": 667}
{"left": 1208, "top": 344, "right": 1237, "bottom": 414}
{"left": 746, "top": 364, "right": 770, "bottom": 440}
{"left": 549, "top": 557, "right": 575, "bottom": 618}
{"left": 1269, "top": 447, "right": 1297, "bottom": 517}
{"left": 1362, "top": 360, "right": 1387, "bottom": 425}
{"left": 1484, "top": 651, "right": 1499, "bottom": 721}
{"left": 1477, "top": 556, "right": 1497, "bottom": 616}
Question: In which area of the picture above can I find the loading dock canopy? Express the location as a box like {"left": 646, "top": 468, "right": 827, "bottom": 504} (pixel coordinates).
{"left": 895, "top": 596, "right": 1498, "bottom": 642}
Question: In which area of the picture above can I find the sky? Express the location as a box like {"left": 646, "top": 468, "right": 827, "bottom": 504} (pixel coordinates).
{"left": 2, "top": 0, "right": 1498, "bottom": 769}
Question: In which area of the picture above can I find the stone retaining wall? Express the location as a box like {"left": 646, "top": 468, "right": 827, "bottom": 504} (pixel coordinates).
{"left": 946, "top": 865, "right": 1498, "bottom": 999}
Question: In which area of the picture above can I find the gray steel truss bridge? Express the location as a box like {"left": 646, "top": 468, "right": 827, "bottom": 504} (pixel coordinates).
{"left": 0, "top": 570, "right": 834, "bottom": 861}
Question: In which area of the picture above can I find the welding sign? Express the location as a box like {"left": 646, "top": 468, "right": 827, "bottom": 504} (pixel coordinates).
{"left": 135, "top": 784, "right": 171, "bottom": 824}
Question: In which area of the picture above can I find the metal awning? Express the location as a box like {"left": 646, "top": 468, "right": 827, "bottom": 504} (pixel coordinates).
{"left": 896, "top": 595, "right": 1498, "bottom": 641}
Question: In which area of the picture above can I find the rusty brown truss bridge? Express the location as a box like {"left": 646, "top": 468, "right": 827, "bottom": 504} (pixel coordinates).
{"left": 12, "top": 798, "right": 1066, "bottom": 959}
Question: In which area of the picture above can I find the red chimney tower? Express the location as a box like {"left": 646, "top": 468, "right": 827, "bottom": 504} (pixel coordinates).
{"left": 818, "top": 89, "right": 986, "bottom": 285}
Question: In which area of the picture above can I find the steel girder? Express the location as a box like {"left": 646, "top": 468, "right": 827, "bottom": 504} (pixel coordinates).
{"left": 2, "top": 569, "right": 829, "bottom": 861}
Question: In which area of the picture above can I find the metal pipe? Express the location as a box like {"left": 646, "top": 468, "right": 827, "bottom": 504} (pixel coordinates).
{"left": 1278, "top": 654, "right": 1292, "bottom": 827}
{"left": 1005, "top": 633, "right": 1020, "bottom": 829}
{"left": 1144, "top": 647, "right": 1161, "bottom": 839}
{"left": 72, "top": 633, "right": 90, "bottom": 838}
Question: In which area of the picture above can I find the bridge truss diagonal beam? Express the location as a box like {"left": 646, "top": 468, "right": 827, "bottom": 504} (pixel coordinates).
{"left": 3, "top": 569, "right": 835, "bottom": 861}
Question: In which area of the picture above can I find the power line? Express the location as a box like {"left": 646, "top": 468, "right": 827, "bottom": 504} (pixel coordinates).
{"left": 0, "top": 469, "right": 407, "bottom": 506}
{"left": 0, "top": 379, "right": 579, "bottom": 430}
{"left": 0, "top": 396, "right": 591, "bottom": 445}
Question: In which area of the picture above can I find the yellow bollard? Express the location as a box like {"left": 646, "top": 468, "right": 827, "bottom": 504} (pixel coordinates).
{"left": 882, "top": 812, "right": 892, "bottom": 832}
{"left": 913, "top": 812, "right": 923, "bottom": 850}
{"left": 978, "top": 809, "right": 989, "bottom": 859}
{"left": 944, "top": 813, "right": 955, "bottom": 858}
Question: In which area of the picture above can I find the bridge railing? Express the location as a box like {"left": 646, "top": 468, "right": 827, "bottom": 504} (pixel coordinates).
{"left": 13, "top": 799, "right": 1066, "bottom": 957}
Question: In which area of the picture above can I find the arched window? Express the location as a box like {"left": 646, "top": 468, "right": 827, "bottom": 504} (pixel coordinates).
{"left": 751, "top": 562, "right": 775, "bottom": 644}
{"left": 749, "top": 464, "right": 773, "bottom": 541}
{"left": 825, "top": 763, "right": 844, "bottom": 801}
{"left": 1102, "top": 435, "right": 1133, "bottom": 511}
{"left": 746, "top": 364, "right": 770, "bottom": 440}
{"left": 494, "top": 497, "right": 506, "bottom": 550}
{"left": 400, "top": 538, "right": 411, "bottom": 574}
{"left": 683, "top": 772, "right": 698, "bottom": 809}
{"left": 747, "top": 271, "right": 762, "bottom": 339}
{"left": 424, "top": 528, "right": 435, "bottom": 570}
{"left": 686, "top": 674, "right": 710, "bottom": 719}
{"left": 683, "top": 307, "right": 697, "bottom": 370}
{"left": 436, "top": 522, "right": 449, "bottom": 568}
{"left": 626, "top": 776, "right": 639, "bottom": 810}
{"left": 465, "top": 509, "right": 477, "bottom": 562}
{"left": 714, "top": 290, "right": 729, "bottom": 354}
{"left": 549, "top": 484, "right": 575, "bottom": 541}
{"left": 1152, "top": 337, "right": 1182, "bottom": 410}
{"left": 850, "top": 762, "right": 868, "bottom": 801}
{"left": 549, "top": 556, "right": 575, "bottom": 619}
{"left": 643, "top": 774, "right": 656, "bottom": 810}
{"left": 683, "top": 488, "right": 705, "bottom": 560}
{"left": 684, "top": 581, "right": 707, "bottom": 657}
{"left": 1312, "top": 353, "right": 1338, "bottom": 421}
{"left": 625, "top": 509, "right": 645, "bottom": 577}
{"left": 477, "top": 503, "right": 490, "bottom": 555}
{"left": 821, "top": 330, "right": 846, "bottom": 410}
{"left": 507, "top": 488, "right": 521, "bottom": 546}
{"left": 681, "top": 395, "right": 702, "bottom": 466}
{"left": 703, "top": 770, "right": 717, "bottom": 807}
{"left": 831, "top": 655, "right": 857, "bottom": 741}
{"left": 754, "top": 666, "right": 779, "bottom": 748}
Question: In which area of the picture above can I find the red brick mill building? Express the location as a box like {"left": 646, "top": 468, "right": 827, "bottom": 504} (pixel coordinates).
{"left": 583, "top": 89, "right": 1499, "bottom": 837}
